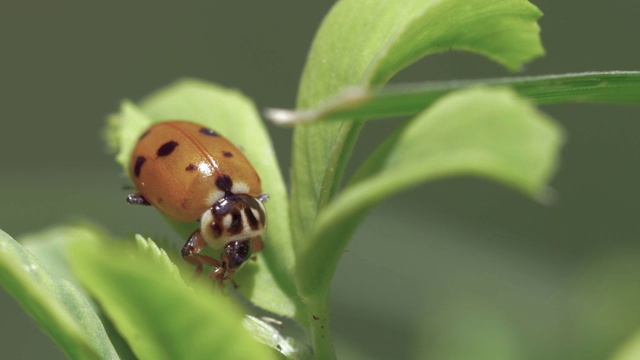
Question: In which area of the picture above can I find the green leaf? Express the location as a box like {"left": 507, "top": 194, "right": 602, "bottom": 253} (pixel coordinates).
{"left": 66, "top": 234, "right": 277, "bottom": 360}
{"left": 20, "top": 224, "right": 110, "bottom": 301}
{"left": 267, "top": 71, "right": 640, "bottom": 125}
{"left": 20, "top": 224, "right": 136, "bottom": 359}
{"left": 106, "top": 79, "right": 298, "bottom": 319}
{"left": 292, "top": 4, "right": 544, "bottom": 356}
{"left": 611, "top": 331, "right": 640, "bottom": 360}
{"left": 0, "top": 227, "right": 117, "bottom": 359}
{"left": 364, "top": 0, "right": 544, "bottom": 85}
{"left": 107, "top": 101, "right": 152, "bottom": 177}
{"left": 297, "top": 86, "right": 564, "bottom": 301}
{"left": 291, "top": 0, "right": 544, "bottom": 251}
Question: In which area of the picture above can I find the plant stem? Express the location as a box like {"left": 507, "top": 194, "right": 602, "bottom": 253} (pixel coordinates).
{"left": 305, "top": 295, "right": 335, "bottom": 359}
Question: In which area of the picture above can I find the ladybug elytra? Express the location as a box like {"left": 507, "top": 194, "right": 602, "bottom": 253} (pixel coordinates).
{"left": 127, "top": 120, "right": 268, "bottom": 287}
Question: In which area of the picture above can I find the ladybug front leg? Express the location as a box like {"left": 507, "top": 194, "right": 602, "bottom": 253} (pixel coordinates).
{"left": 126, "top": 193, "right": 151, "bottom": 206}
{"left": 181, "top": 229, "right": 220, "bottom": 278}
{"left": 209, "top": 265, "right": 231, "bottom": 290}
{"left": 250, "top": 236, "right": 264, "bottom": 254}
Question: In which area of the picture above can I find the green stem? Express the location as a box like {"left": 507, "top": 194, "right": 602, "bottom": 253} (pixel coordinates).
{"left": 305, "top": 295, "right": 335, "bottom": 360}
{"left": 316, "top": 121, "right": 364, "bottom": 212}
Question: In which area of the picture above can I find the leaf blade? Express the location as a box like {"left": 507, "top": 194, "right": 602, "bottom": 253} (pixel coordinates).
{"left": 297, "top": 87, "right": 564, "bottom": 297}
{"left": 0, "top": 227, "right": 117, "bottom": 360}
{"left": 291, "top": 0, "right": 545, "bottom": 252}
{"left": 366, "top": 0, "right": 544, "bottom": 84}
{"left": 67, "top": 235, "right": 277, "bottom": 360}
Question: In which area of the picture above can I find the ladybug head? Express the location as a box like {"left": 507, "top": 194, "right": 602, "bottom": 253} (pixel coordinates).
{"left": 199, "top": 193, "right": 266, "bottom": 250}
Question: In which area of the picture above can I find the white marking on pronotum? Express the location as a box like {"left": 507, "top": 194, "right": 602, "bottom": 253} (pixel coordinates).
{"left": 206, "top": 189, "right": 225, "bottom": 206}
{"left": 222, "top": 214, "right": 232, "bottom": 232}
{"left": 251, "top": 208, "right": 261, "bottom": 223}
{"left": 231, "top": 181, "right": 249, "bottom": 195}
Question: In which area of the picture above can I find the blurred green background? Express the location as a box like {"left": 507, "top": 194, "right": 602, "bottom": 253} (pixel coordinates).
{"left": 1, "top": 1, "right": 640, "bottom": 359}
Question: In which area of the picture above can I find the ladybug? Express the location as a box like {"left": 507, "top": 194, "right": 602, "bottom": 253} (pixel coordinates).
{"left": 126, "top": 120, "right": 268, "bottom": 287}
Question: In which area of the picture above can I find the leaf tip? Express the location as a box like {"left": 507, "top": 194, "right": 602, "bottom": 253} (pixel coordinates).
{"left": 265, "top": 86, "right": 372, "bottom": 126}
{"left": 134, "top": 234, "right": 182, "bottom": 281}
{"left": 263, "top": 108, "right": 305, "bottom": 127}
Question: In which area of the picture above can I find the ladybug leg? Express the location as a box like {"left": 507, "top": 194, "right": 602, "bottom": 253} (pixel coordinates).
{"left": 208, "top": 265, "right": 229, "bottom": 290}
{"left": 126, "top": 193, "right": 151, "bottom": 206}
{"left": 257, "top": 194, "right": 269, "bottom": 203}
{"left": 181, "top": 230, "right": 220, "bottom": 278}
{"left": 250, "top": 236, "right": 264, "bottom": 254}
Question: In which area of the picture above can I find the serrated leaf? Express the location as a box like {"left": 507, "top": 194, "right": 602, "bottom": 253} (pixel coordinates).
{"left": 106, "top": 79, "right": 297, "bottom": 319}
{"left": 0, "top": 228, "right": 117, "bottom": 359}
{"left": 134, "top": 235, "right": 182, "bottom": 281}
{"left": 297, "top": 87, "right": 563, "bottom": 298}
{"left": 267, "top": 72, "right": 640, "bottom": 125}
{"left": 292, "top": 0, "right": 544, "bottom": 251}
{"left": 66, "top": 235, "right": 277, "bottom": 360}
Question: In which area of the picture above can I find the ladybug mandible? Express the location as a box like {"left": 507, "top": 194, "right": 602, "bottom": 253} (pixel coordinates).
{"left": 126, "top": 121, "right": 268, "bottom": 287}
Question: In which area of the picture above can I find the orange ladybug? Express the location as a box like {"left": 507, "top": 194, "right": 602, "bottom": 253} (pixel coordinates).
{"left": 127, "top": 121, "right": 268, "bottom": 287}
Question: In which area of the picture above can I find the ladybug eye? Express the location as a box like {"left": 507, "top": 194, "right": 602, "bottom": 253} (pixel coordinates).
{"left": 224, "top": 240, "right": 252, "bottom": 269}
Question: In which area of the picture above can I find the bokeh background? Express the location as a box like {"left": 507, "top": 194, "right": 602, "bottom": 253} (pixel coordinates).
{"left": 2, "top": 1, "right": 640, "bottom": 359}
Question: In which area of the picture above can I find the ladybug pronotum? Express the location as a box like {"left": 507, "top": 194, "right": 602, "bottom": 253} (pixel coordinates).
{"left": 127, "top": 120, "right": 268, "bottom": 287}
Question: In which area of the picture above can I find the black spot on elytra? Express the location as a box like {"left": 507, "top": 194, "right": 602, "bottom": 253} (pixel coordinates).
{"left": 133, "top": 156, "right": 146, "bottom": 177}
{"left": 185, "top": 164, "right": 197, "bottom": 171}
{"left": 244, "top": 207, "right": 259, "bottom": 230}
{"left": 229, "top": 209, "right": 243, "bottom": 234}
{"left": 223, "top": 151, "right": 233, "bottom": 158}
{"left": 215, "top": 174, "right": 233, "bottom": 192}
{"left": 199, "top": 128, "right": 218, "bottom": 137}
{"left": 138, "top": 129, "right": 151, "bottom": 141}
{"left": 157, "top": 140, "right": 179, "bottom": 157}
